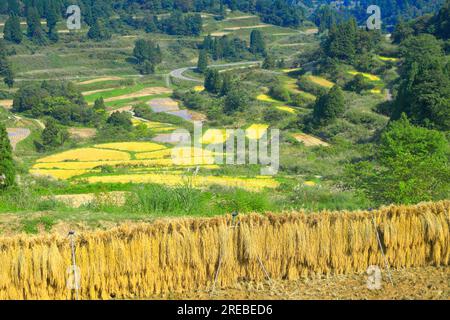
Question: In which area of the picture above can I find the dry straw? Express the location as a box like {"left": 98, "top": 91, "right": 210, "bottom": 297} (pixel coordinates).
{"left": 0, "top": 201, "right": 448, "bottom": 299}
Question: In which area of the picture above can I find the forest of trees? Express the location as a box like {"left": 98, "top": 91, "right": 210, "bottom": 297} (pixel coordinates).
{"left": 313, "top": 0, "right": 446, "bottom": 30}
{"left": 321, "top": 18, "right": 382, "bottom": 66}
{"left": 392, "top": 0, "right": 449, "bottom": 44}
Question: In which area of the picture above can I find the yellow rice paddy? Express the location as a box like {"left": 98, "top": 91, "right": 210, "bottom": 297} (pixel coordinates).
{"left": 246, "top": 124, "right": 269, "bottom": 140}
{"left": 199, "top": 129, "right": 230, "bottom": 144}
{"left": 348, "top": 71, "right": 381, "bottom": 82}
{"left": 85, "top": 174, "right": 279, "bottom": 191}
{"left": 306, "top": 75, "right": 334, "bottom": 88}
{"left": 193, "top": 85, "right": 205, "bottom": 92}
{"left": 36, "top": 148, "right": 130, "bottom": 163}
{"left": 0, "top": 201, "right": 447, "bottom": 299}
{"left": 276, "top": 106, "right": 296, "bottom": 114}
{"left": 30, "top": 169, "right": 90, "bottom": 180}
{"left": 94, "top": 142, "right": 167, "bottom": 153}
{"left": 256, "top": 94, "right": 280, "bottom": 103}
{"left": 378, "top": 56, "right": 399, "bottom": 62}
{"left": 135, "top": 149, "right": 173, "bottom": 160}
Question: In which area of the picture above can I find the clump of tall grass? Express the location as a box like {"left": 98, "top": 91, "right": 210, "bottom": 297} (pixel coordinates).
{"left": 124, "top": 182, "right": 206, "bottom": 215}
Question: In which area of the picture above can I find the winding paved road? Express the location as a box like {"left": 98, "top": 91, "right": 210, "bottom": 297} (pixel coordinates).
{"left": 169, "top": 61, "right": 262, "bottom": 82}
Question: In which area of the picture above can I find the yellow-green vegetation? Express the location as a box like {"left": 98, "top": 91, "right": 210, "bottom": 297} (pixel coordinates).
{"left": 306, "top": 75, "right": 334, "bottom": 88}
{"left": 377, "top": 55, "right": 399, "bottom": 62}
{"left": 36, "top": 148, "right": 131, "bottom": 162}
{"left": 246, "top": 124, "right": 269, "bottom": 140}
{"left": 348, "top": 71, "right": 381, "bottom": 82}
{"left": 276, "top": 106, "right": 297, "bottom": 114}
{"left": 94, "top": 142, "right": 167, "bottom": 152}
{"left": 199, "top": 129, "right": 231, "bottom": 144}
{"left": 84, "top": 174, "right": 279, "bottom": 191}
{"left": 193, "top": 85, "right": 205, "bottom": 92}
{"left": 0, "top": 201, "right": 447, "bottom": 299}
{"left": 256, "top": 94, "right": 280, "bottom": 103}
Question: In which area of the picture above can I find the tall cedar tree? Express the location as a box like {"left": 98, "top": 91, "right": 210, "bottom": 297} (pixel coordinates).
{"left": 87, "top": 20, "right": 111, "bottom": 41}
{"left": 204, "top": 69, "right": 222, "bottom": 94}
{"left": 313, "top": 85, "right": 345, "bottom": 126}
{"left": 393, "top": 34, "right": 450, "bottom": 131}
{"left": 26, "top": 6, "right": 47, "bottom": 44}
{"left": 197, "top": 50, "right": 209, "bottom": 73}
{"left": 3, "top": 14, "right": 22, "bottom": 44}
{"left": 0, "top": 40, "right": 15, "bottom": 88}
{"left": 249, "top": 30, "right": 266, "bottom": 56}
{"left": 0, "top": 121, "right": 15, "bottom": 189}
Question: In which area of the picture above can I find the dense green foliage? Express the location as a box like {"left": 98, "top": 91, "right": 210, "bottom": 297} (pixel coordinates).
{"left": 392, "top": 0, "right": 450, "bottom": 43}
{"left": 132, "top": 39, "right": 163, "bottom": 74}
{"left": 311, "top": 85, "right": 345, "bottom": 126}
{"left": 197, "top": 50, "right": 209, "bottom": 74}
{"left": 393, "top": 34, "right": 450, "bottom": 131}
{"left": 346, "top": 115, "right": 449, "bottom": 205}
{"left": 0, "top": 41, "right": 15, "bottom": 88}
{"left": 12, "top": 82, "right": 97, "bottom": 125}
{"left": 0, "top": 122, "right": 15, "bottom": 189}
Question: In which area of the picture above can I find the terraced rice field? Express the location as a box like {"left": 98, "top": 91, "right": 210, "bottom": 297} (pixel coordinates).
{"left": 257, "top": 94, "right": 280, "bottom": 103}
{"left": 276, "top": 106, "right": 297, "bottom": 114}
{"left": 84, "top": 173, "right": 279, "bottom": 191}
{"left": 94, "top": 142, "right": 166, "bottom": 152}
{"left": 377, "top": 56, "right": 399, "bottom": 62}
{"left": 306, "top": 75, "right": 334, "bottom": 88}
{"left": 78, "top": 77, "right": 124, "bottom": 85}
{"left": 68, "top": 128, "right": 97, "bottom": 139}
{"left": 199, "top": 129, "right": 230, "bottom": 144}
{"left": 36, "top": 148, "right": 131, "bottom": 162}
{"left": 293, "top": 133, "right": 329, "bottom": 147}
{"left": 193, "top": 85, "right": 205, "bottom": 92}
{"left": 131, "top": 118, "right": 175, "bottom": 132}
{"left": 30, "top": 141, "right": 279, "bottom": 191}
{"left": 348, "top": 71, "right": 381, "bottom": 82}
{"left": 246, "top": 124, "right": 269, "bottom": 140}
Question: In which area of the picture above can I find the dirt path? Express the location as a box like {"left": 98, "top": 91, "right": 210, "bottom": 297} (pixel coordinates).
{"left": 78, "top": 76, "right": 124, "bottom": 85}
{"left": 0, "top": 100, "right": 13, "bottom": 109}
{"left": 103, "top": 87, "right": 172, "bottom": 102}
{"left": 170, "top": 61, "right": 261, "bottom": 83}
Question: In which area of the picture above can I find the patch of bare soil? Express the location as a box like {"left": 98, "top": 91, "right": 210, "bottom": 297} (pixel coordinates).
{"left": 68, "top": 128, "right": 97, "bottom": 139}
{"left": 293, "top": 133, "right": 329, "bottom": 147}
{"left": 0, "top": 100, "right": 13, "bottom": 109}
{"left": 152, "top": 133, "right": 184, "bottom": 144}
{"left": 210, "top": 32, "right": 230, "bottom": 36}
{"left": 82, "top": 88, "right": 118, "bottom": 96}
{"left": 224, "top": 15, "right": 255, "bottom": 21}
{"left": 153, "top": 267, "right": 450, "bottom": 300}
{"left": 303, "top": 28, "right": 319, "bottom": 35}
{"left": 78, "top": 77, "right": 123, "bottom": 85}
{"left": 224, "top": 24, "right": 270, "bottom": 31}
{"left": 104, "top": 87, "right": 172, "bottom": 102}
{"left": 148, "top": 98, "right": 180, "bottom": 112}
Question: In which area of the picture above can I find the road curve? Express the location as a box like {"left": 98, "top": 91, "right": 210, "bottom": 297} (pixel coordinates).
{"left": 169, "top": 61, "right": 262, "bottom": 82}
